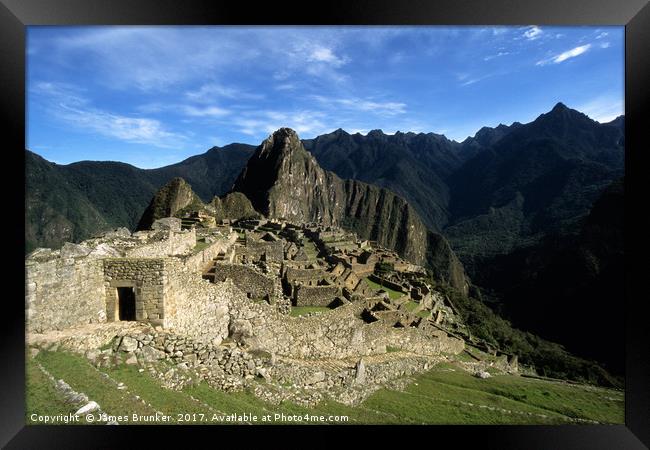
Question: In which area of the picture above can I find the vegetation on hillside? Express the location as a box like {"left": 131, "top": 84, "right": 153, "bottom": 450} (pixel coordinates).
{"left": 433, "top": 282, "right": 623, "bottom": 388}
{"left": 28, "top": 350, "right": 623, "bottom": 425}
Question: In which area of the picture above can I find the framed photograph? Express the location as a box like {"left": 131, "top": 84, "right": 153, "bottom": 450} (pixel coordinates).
{"left": 2, "top": 0, "right": 647, "bottom": 447}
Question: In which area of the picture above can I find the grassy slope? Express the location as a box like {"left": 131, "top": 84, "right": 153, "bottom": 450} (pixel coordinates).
{"left": 29, "top": 351, "right": 623, "bottom": 425}
{"left": 25, "top": 357, "right": 83, "bottom": 424}
{"left": 289, "top": 306, "right": 331, "bottom": 317}
{"left": 364, "top": 278, "right": 403, "bottom": 300}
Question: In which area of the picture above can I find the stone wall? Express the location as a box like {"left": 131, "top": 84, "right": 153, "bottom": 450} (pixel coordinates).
{"left": 163, "top": 258, "right": 231, "bottom": 344}
{"left": 125, "top": 229, "right": 196, "bottom": 258}
{"left": 227, "top": 299, "right": 464, "bottom": 360}
{"left": 368, "top": 274, "right": 407, "bottom": 294}
{"left": 237, "top": 240, "right": 284, "bottom": 263}
{"left": 348, "top": 263, "right": 374, "bottom": 278}
{"left": 26, "top": 255, "right": 106, "bottom": 333}
{"left": 284, "top": 267, "right": 327, "bottom": 284}
{"left": 294, "top": 284, "right": 341, "bottom": 307}
{"left": 210, "top": 263, "right": 276, "bottom": 300}
{"left": 182, "top": 233, "right": 237, "bottom": 273}
{"left": 103, "top": 259, "right": 166, "bottom": 326}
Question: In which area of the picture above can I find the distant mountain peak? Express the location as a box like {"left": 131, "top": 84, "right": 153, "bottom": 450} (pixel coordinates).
{"left": 535, "top": 102, "right": 598, "bottom": 128}
{"left": 257, "top": 128, "right": 304, "bottom": 159}
{"left": 551, "top": 101, "right": 569, "bottom": 112}
{"left": 269, "top": 127, "right": 300, "bottom": 141}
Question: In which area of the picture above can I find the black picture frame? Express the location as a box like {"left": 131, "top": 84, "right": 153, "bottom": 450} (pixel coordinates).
{"left": 1, "top": 0, "right": 647, "bottom": 447}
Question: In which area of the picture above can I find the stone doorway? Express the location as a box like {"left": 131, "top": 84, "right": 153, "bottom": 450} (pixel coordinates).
{"left": 117, "top": 287, "right": 136, "bottom": 321}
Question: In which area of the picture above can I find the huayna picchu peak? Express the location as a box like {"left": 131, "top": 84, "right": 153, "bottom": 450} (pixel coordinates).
{"left": 231, "top": 128, "right": 468, "bottom": 292}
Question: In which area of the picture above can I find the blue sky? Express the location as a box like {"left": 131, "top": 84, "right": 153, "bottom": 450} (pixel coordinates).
{"left": 27, "top": 26, "right": 624, "bottom": 169}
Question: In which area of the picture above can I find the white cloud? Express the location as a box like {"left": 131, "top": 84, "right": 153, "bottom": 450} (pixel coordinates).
{"left": 337, "top": 99, "right": 406, "bottom": 115}
{"left": 31, "top": 80, "right": 186, "bottom": 148}
{"left": 45, "top": 28, "right": 353, "bottom": 91}
{"left": 233, "top": 110, "right": 330, "bottom": 138}
{"left": 59, "top": 104, "right": 186, "bottom": 147}
{"left": 274, "top": 83, "right": 296, "bottom": 91}
{"left": 600, "top": 42, "right": 611, "bottom": 49}
{"left": 536, "top": 44, "right": 592, "bottom": 66}
{"left": 554, "top": 44, "right": 591, "bottom": 62}
{"left": 483, "top": 51, "right": 510, "bottom": 61}
{"left": 182, "top": 105, "right": 230, "bottom": 117}
{"left": 458, "top": 72, "right": 500, "bottom": 87}
{"left": 30, "top": 81, "right": 87, "bottom": 106}
{"left": 308, "top": 46, "right": 347, "bottom": 67}
{"left": 185, "top": 83, "right": 264, "bottom": 103}
{"left": 595, "top": 32, "right": 609, "bottom": 39}
{"left": 523, "top": 26, "right": 543, "bottom": 40}
{"left": 310, "top": 95, "right": 407, "bottom": 117}
{"left": 577, "top": 96, "right": 624, "bottom": 123}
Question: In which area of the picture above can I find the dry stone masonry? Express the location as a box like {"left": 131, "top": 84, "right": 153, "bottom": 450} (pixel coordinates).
{"left": 26, "top": 215, "right": 503, "bottom": 407}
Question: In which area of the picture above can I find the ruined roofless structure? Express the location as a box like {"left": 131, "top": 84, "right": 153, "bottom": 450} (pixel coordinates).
{"left": 25, "top": 215, "right": 466, "bottom": 362}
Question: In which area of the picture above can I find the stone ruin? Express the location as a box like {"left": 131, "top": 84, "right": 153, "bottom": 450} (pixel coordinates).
{"left": 25, "top": 217, "right": 517, "bottom": 407}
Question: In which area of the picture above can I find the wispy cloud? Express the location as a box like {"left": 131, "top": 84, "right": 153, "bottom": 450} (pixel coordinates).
{"left": 274, "top": 83, "right": 296, "bottom": 91}
{"left": 182, "top": 105, "right": 230, "bottom": 117}
{"left": 577, "top": 95, "right": 624, "bottom": 123}
{"left": 457, "top": 71, "right": 500, "bottom": 87}
{"left": 483, "top": 51, "right": 510, "bottom": 61}
{"left": 310, "top": 95, "right": 407, "bottom": 116}
{"left": 60, "top": 106, "right": 185, "bottom": 147}
{"left": 233, "top": 110, "right": 330, "bottom": 137}
{"left": 30, "top": 81, "right": 187, "bottom": 148}
{"left": 46, "top": 28, "right": 354, "bottom": 92}
{"left": 523, "top": 26, "right": 543, "bottom": 40}
{"left": 185, "top": 83, "right": 264, "bottom": 103}
{"left": 536, "top": 44, "right": 592, "bottom": 66}
{"left": 307, "top": 46, "right": 347, "bottom": 67}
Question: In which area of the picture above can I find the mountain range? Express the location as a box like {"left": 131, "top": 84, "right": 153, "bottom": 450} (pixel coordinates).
{"left": 25, "top": 102, "right": 625, "bottom": 375}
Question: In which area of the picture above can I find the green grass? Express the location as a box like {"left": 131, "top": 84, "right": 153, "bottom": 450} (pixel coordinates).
{"left": 103, "top": 363, "right": 208, "bottom": 419}
{"left": 301, "top": 239, "right": 319, "bottom": 261}
{"left": 403, "top": 300, "right": 419, "bottom": 312}
{"left": 402, "top": 362, "right": 624, "bottom": 424}
{"left": 28, "top": 350, "right": 624, "bottom": 425}
{"left": 455, "top": 350, "right": 481, "bottom": 362}
{"left": 290, "top": 306, "right": 331, "bottom": 317}
{"left": 33, "top": 351, "right": 159, "bottom": 423}
{"left": 193, "top": 240, "right": 211, "bottom": 253}
{"left": 365, "top": 278, "right": 404, "bottom": 300}
{"left": 26, "top": 356, "right": 87, "bottom": 425}
{"left": 357, "top": 363, "right": 623, "bottom": 424}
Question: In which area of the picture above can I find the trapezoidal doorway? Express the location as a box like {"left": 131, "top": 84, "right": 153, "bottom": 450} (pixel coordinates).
{"left": 117, "top": 287, "right": 136, "bottom": 321}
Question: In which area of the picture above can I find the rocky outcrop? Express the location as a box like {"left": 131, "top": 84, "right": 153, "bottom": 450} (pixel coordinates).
{"left": 232, "top": 128, "right": 468, "bottom": 292}
{"left": 211, "top": 192, "right": 260, "bottom": 222}
{"left": 136, "top": 177, "right": 203, "bottom": 231}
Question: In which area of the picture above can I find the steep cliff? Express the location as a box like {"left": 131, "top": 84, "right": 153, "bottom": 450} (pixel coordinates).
{"left": 232, "top": 128, "right": 467, "bottom": 291}
{"left": 136, "top": 177, "right": 204, "bottom": 230}
{"left": 211, "top": 192, "right": 260, "bottom": 222}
